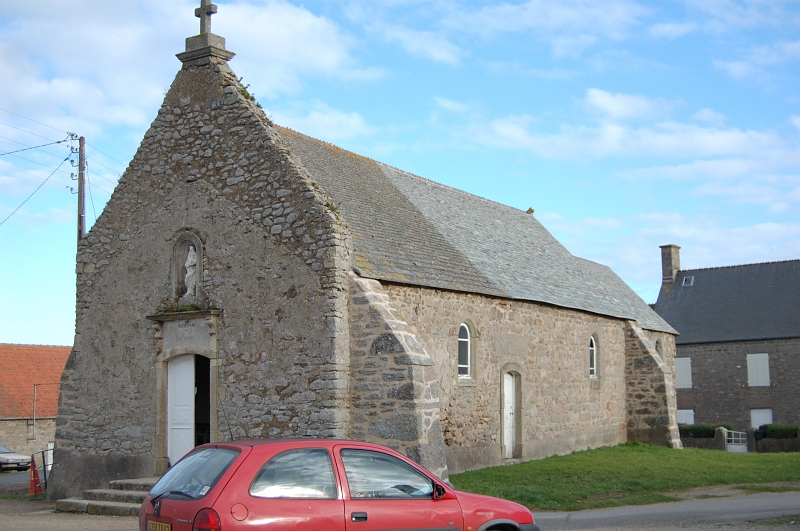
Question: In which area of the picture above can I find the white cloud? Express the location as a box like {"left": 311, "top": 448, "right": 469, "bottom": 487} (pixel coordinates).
{"left": 693, "top": 108, "right": 727, "bottom": 126}
{"left": 380, "top": 25, "right": 463, "bottom": 65}
{"left": 444, "top": 0, "right": 650, "bottom": 56}
{"left": 539, "top": 210, "right": 800, "bottom": 304}
{"left": 272, "top": 102, "right": 375, "bottom": 142}
{"left": 435, "top": 97, "right": 471, "bottom": 113}
{"left": 473, "top": 117, "right": 780, "bottom": 159}
{"left": 650, "top": 22, "right": 696, "bottom": 38}
{"left": 585, "top": 88, "right": 671, "bottom": 120}
{"left": 715, "top": 39, "right": 800, "bottom": 80}
{"left": 217, "top": 1, "right": 381, "bottom": 97}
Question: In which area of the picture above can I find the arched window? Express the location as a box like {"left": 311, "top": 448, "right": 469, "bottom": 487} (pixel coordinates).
{"left": 458, "top": 324, "right": 471, "bottom": 378}
{"left": 589, "top": 337, "right": 597, "bottom": 378}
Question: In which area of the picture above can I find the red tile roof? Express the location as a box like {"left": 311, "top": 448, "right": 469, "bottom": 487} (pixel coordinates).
{"left": 0, "top": 344, "right": 71, "bottom": 419}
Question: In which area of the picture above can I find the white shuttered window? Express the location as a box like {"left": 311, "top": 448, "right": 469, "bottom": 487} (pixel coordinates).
{"left": 675, "top": 358, "right": 692, "bottom": 389}
{"left": 676, "top": 409, "right": 695, "bottom": 425}
{"left": 746, "top": 353, "right": 770, "bottom": 387}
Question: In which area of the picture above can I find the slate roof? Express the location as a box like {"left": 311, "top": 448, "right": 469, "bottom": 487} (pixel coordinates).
{"left": 279, "top": 127, "right": 676, "bottom": 334}
{"left": 653, "top": 260, "right": 800, "bottom": 344}
{"left": 0, "top": 344, "right": 70, "bottom": 420}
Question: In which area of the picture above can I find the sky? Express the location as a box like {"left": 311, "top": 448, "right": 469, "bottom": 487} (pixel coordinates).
{"left": 1, "top": 0, "right": 799, "bottom": 346}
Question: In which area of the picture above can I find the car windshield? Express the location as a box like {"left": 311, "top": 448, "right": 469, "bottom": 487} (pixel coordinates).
{"left": 149, "top": 447, "right": 239, "bottom": 500}
{"left": 0, "top": 446, "right": 11, "bottom": 454}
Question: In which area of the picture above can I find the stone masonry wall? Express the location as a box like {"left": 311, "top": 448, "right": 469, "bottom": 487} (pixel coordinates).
{"left": 625, "top": 321, "right": 682, "bottom": 448}
{"left": 0, "top": 419, "right": 55, "bottom": 458}
{"left": 676, "top": 337, "right": 800, "bottom": 430}
{"left": 348, "top": 275, "right": 448, "bottom": 479}
{"left": 50, "top": 54, "right": 352, "bottom": 499}
{"left": 382, "top": 283, "right": 631, "bottom": 474}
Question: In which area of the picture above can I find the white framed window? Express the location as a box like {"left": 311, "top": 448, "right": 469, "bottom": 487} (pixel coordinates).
{"left": 458, "top": 324, "right": 471, "bottom": 378}
{"left": 750, "top": 408, "right": 773, "bottom": 429}
{"left": 675, "top": 358, "right": 692, "bottom": 389}
{"left": 746, "top": 353, "right": 770, "bottom": 387}
{"left": 589, "top": 337, "right": 597, "bottom": 378}
{"left": 676, "top": 409, "right": 695, "bottom": 425}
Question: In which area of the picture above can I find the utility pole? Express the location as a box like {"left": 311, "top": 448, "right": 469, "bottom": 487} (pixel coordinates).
{"left": 77, "top": 136, "right": 86, "bottom": 242}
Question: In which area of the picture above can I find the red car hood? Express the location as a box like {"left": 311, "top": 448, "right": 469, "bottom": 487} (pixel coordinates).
{"left": 454, "top": 490, "right": 535, "bottom": 525}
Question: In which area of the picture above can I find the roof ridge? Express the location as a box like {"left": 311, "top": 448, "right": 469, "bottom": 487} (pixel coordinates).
{"left": 680, "top": 258, "right": 800, "bottom": 273}
{"left": 275, "top": 125, "right": 532, "bottom": 217}
{"left": 0, "top": 343, "right": 71, "bottom": 348}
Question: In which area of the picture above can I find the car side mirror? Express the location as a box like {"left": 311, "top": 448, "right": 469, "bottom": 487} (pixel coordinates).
{"left": 433, "top": 484, "right": 446, "bottom": 500}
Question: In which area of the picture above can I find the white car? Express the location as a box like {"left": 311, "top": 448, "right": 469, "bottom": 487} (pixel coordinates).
{"left": 0, "top": 445, "right": 31, "bottom": 471}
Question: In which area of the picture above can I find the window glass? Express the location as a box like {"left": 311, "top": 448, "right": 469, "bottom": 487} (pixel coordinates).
{"left": 250, "top": 448, "right": 337, "bottom": 499}
{"left": 675, "top": 358, "right": 692, "bottom": 388}
{"left": 588, "top": 337, "right": 597, "bottom": 378}
{"left": 149, "top": 447, "right": 239, "bottom": 500}
{"left": 458, "top": 324, "right": 470, "bottom": 377}
{"left": 341, "top": 449, "right": 433, "bottom": 499}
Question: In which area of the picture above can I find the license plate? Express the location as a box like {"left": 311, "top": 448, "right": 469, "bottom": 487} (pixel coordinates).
{"left": 148, "top": 521, "right": 171, "bottom": 531}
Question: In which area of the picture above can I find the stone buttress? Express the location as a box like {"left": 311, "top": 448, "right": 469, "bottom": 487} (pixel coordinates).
{"left": 624, "top": 321, "right": 682, "bottom": 449}
{"left": 348, "top": 274, "right": 448, "bottom": 479}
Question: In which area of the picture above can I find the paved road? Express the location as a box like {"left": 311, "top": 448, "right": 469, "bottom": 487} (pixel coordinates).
{"left": 0, "top": 470, "right": 28, "bottom": 486}
{"left": 535, "top": 491, "right": 800, "bottom": 530}
{"left": 0, "top": 489, "right": 798, "bottom": 531}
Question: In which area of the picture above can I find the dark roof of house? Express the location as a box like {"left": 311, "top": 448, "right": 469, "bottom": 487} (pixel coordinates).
{"left": 653, "top": 260, "right": 800, "bottom": 344}
{"left": 279, "top": 127, "right": 676, "bottom": 334}
{"left": 0, "top": 344, "right": 70, "bottom": 419}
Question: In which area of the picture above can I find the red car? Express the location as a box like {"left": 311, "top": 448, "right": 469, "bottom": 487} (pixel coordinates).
{"left": 139, "top": 438, "right": 540, "bottom": 531}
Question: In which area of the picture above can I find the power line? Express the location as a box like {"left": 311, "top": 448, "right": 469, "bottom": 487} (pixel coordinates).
{"left": 0, "top": 121, "right": 61, "bottom": 143}
{"left": 0, "top": 107, "right": 69, "bottom": 135}
{"left": 0, "top": 137, "right": 70, "bottom": 157}
{"left": 0, "top": 109, "right": 127, "bottom": 173}
{"left": 0, "top": 156, "right": 71, "bottom": 227}
{"left": 87, "top": 155, "right": 122, "bottom": 178}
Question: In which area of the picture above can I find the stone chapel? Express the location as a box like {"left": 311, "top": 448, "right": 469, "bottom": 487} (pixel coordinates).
{"left": 49, "top": 2, "right": 681, "bottom": 499}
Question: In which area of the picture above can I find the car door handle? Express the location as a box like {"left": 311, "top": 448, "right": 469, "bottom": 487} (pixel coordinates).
{"left": 351, "top": 512, "right": 368, "bottom": 522}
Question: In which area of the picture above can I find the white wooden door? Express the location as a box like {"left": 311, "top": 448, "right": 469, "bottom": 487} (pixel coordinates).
{"left": 503, "top": 372, "right": 516, "bottom": 459}
{"left": 168, "top": 355, "right": 195, "bottom": 466}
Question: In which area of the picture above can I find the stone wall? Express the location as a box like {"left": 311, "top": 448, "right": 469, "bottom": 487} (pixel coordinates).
{"left": 347, "top": 275, "right": 447, "bottom": 479}
{"left": 624, "top": 321, "right": 682, "bottom": 448}
{"left": 49, "top": 54, "right": 352, "bottom": 499}
{"left": 0, "top": 419, "right": 56, "bottom": 457}
{"left": 676, "top": 338, "right": 800, "bottom": 430}
{"left": 382, "top": 283, "right": 634, "bottom": 474}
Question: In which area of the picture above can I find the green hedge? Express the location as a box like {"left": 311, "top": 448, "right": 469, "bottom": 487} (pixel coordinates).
{"left": 679, "top": 423, "right": 735, "bottom": 438}
{"left": 759, "top": 424, "right": 800, "bottom": 439}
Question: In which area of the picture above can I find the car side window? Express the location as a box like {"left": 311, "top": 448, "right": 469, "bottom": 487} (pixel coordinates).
{"left": 340, "top": 449, "right": 434, "bottom": 499}
{"left": 250, "top": 448, "right": 337, "bottom": 499}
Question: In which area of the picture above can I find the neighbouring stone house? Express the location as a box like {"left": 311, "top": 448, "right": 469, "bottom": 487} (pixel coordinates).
{"left": 48, "top": 3, "right": 680, "bottom": 499}
{"left": 0, "top": 344, "right": 71, "bottom": 458}
{"left": 653, "top": 245, "right": 800, "bottom": 430}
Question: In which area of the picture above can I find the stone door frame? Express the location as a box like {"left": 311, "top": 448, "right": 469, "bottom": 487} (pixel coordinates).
{"left": 500, "top": 363, "right": 523, "bottom": 460}
{"left": 147, "top": 310, "right": 221, "bottom": 474}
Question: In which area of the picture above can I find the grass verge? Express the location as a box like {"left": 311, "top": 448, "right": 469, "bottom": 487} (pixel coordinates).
{"left": 449, "top": 442, "right": 800, "bottom": 511}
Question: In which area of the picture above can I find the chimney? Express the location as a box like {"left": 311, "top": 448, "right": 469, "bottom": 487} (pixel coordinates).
{"left": 659, "top": 244, "right": 681, "bottom": 284}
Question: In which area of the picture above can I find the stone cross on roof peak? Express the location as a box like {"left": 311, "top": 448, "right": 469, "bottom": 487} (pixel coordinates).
{"left": 178, "top": 0, "right": 235, "bottom": 63}
{"left": 196, "top": 0, "right": 218, "bottom": 35}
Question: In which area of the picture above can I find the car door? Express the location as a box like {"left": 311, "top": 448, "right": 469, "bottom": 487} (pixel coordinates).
{"left": 335, "top": 445, "right": 462, "bottom": 531}
{"left": 214, "top": 447, "right": 346, "bottom": 531}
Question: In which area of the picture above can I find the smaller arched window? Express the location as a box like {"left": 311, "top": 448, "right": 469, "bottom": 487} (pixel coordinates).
{"left": 589, "top": 337, "right": 597, "bottom": 378}
{"left": 458, "top": 324, "right": 471, "bottom": 378}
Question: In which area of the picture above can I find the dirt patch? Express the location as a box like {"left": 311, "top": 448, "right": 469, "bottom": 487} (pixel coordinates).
{"left": 675, "top": 482, "right": 800, "bottom": 501}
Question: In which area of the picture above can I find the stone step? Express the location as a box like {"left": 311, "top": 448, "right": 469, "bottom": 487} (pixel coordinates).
{"left": 109, "top": 476, "right": 160, "bottom": 492}
{"left": 84, "top": 488, "right": 148, "bottom": 504}
{"left": 56, "top": 497, "right": 140, "bottom": 517}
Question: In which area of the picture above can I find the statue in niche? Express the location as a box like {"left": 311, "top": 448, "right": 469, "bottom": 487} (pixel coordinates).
{"left": 184, "top": 245, "right": 198, "bottom": 297}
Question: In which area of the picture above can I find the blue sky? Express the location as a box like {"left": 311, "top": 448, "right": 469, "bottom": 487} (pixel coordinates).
{"left": 1, "top": 0, "right": 799, "bottom": 346}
